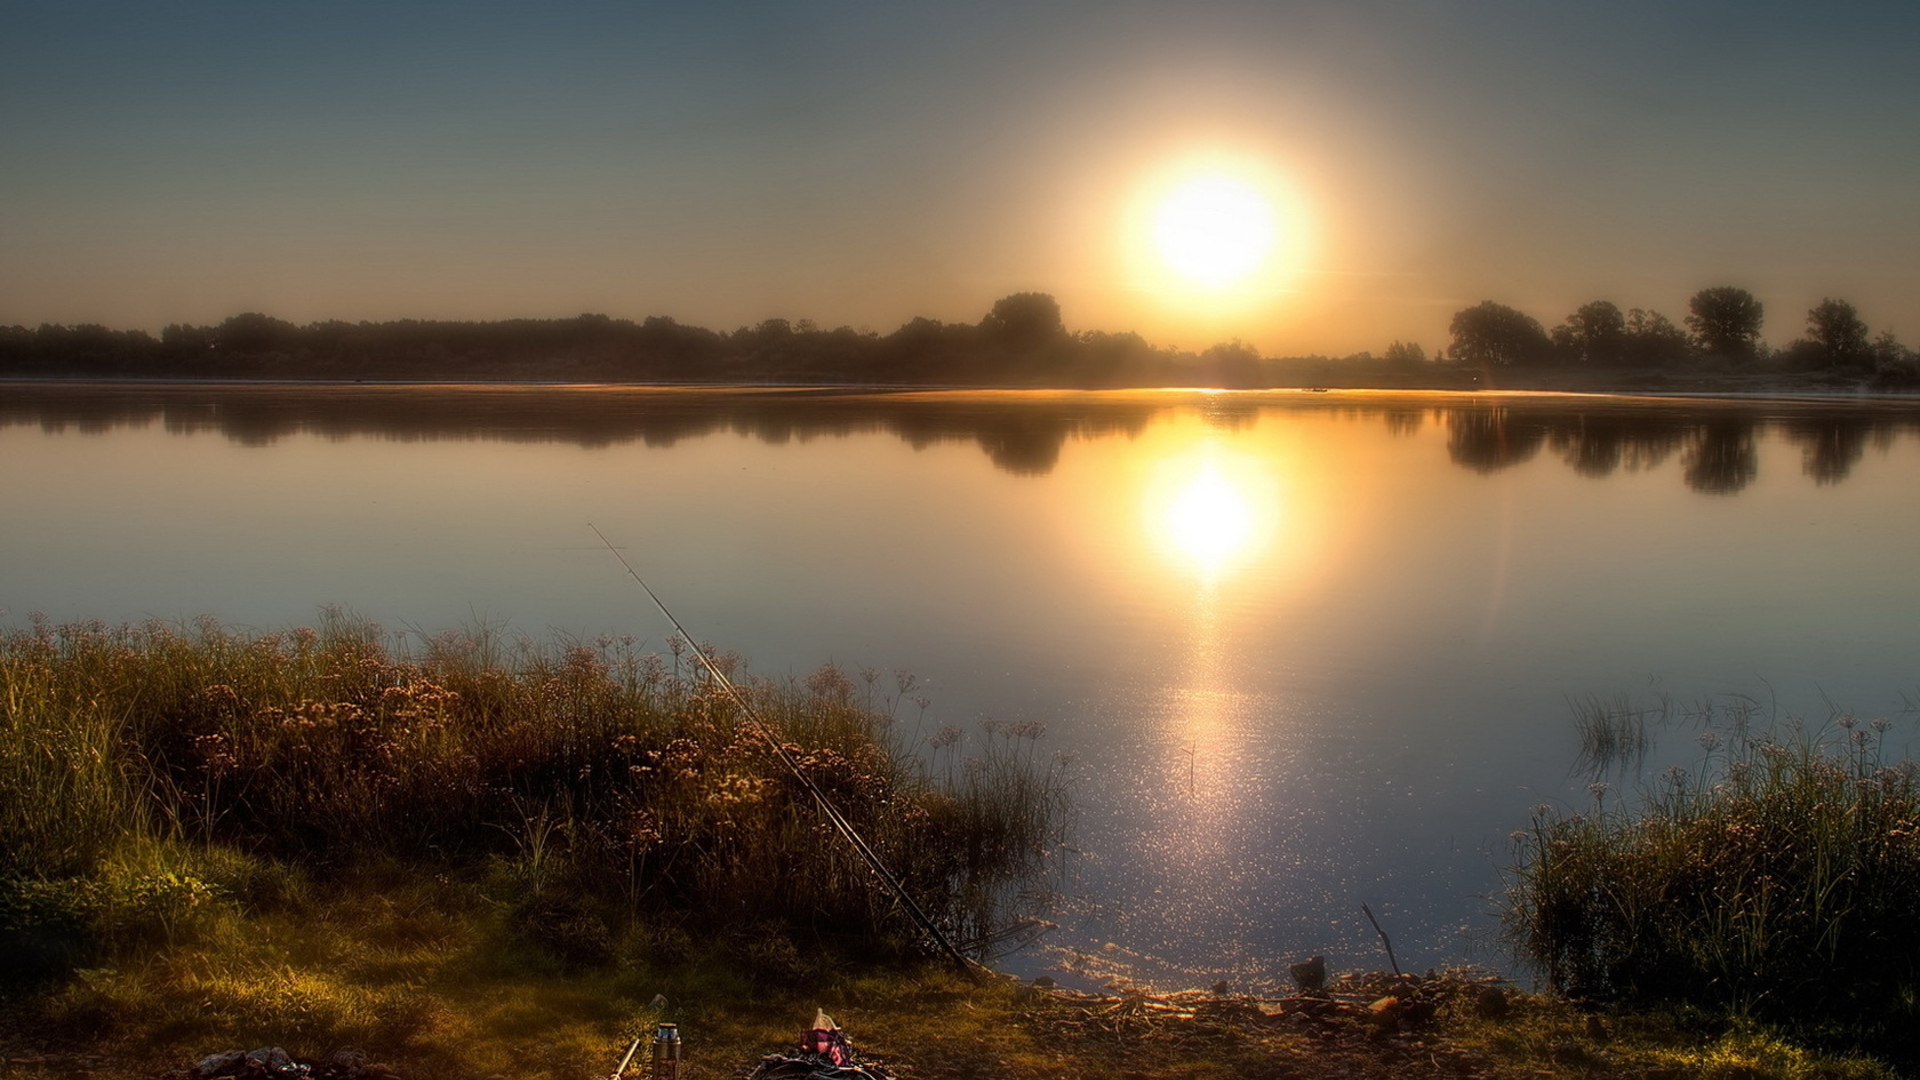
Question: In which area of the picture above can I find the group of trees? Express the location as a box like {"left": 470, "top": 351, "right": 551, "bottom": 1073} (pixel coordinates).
{"left": 1443, "top": 287, "right": 1916, "bottom": 382}
{"left": 2, "top": 293, "right": 1294, "bottom": 388}
{"left": 7, "top": 287, "right": 1916, "bottom": 389}
{"left": 1, "top": 292, "right": 1453, "bottom": 390}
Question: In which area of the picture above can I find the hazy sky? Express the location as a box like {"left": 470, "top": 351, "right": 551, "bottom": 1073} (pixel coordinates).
{"left": 4, "top": 0, "right": 1916, "bottom": 355}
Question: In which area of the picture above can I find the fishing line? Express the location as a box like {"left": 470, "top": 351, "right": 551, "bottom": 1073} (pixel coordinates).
{"left": 588, "top": 523, "right": 982, "bottom": 974}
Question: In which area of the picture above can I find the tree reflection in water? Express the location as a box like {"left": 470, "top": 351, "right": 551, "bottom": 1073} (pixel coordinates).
{"left": 1684, "top": 419, "right": 1761, "bottom": 495}
{"left": 4, "top": 384, "right": 1918, "bottom": 492}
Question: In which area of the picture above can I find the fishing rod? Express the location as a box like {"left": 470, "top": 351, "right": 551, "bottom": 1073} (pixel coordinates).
{"left": 588, "top": 524, "right": 984, "bottom": 976}
{"left": 606, "top": 1033, "right": 644, "bottom": 1080}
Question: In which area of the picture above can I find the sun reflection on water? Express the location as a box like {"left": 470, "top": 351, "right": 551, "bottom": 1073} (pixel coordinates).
{"left": 1089, "top": 424, "right": 1326, "bottom": 981}
{"left": 1145, "top": 443, "right": 1279, "bottom": 583}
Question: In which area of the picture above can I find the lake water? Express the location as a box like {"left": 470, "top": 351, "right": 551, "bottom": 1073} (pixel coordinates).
{"left": 6, "top": 382, "right": 1920, "bottom": 987}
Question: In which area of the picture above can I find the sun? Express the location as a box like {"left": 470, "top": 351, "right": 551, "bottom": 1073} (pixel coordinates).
{"left": 1112, "top": 149, "right": 1315, "bottom": 336}
{"left": 1153, "top": 174, "right": 1277, "bottom": 289}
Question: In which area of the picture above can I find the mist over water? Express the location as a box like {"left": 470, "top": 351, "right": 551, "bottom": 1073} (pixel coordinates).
{"left": 7, "top": 384, "right": 1920, "bottom": 986}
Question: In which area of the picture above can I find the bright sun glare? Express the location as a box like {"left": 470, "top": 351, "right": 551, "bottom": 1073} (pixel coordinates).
{"left": 1153, "top": 174, "right": 1276, "bottom": 289}
{"left": 1167, "top": 464, "right": 1254, "bottom": 571}
{"left": 1145, "top": 445, "right": 1279, "bottom": 583}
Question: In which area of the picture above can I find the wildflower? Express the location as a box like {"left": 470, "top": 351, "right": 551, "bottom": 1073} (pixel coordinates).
{"left": 1588, "top": 782, "right": 1611, "bottom": 801}
{"left": 1697, "top": 731, "right": 1721, "bottom": 751}
{"left": 1871, "top": 717, "right": 1892, "bottom": 733}
{"left": 1838, "top": 714, "right": 1857, "bottom": 730}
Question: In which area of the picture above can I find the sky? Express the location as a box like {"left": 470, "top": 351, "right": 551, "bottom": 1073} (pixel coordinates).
{"left": 3, "top": 0, "right": 1917, "bottom": 356}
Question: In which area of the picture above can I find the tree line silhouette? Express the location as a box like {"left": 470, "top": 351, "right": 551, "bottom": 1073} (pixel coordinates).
{"left": 0, "top": 294, "right": 1315, "bottom": 388}
{"left": 6, "top": 288, "right": 1917, "bottom": 390}
{"left": 0, "top": 293, "right": 1462, "bottom": 389}
{"left": 1438, "top": 287, "right": 1918, "bottom": 390}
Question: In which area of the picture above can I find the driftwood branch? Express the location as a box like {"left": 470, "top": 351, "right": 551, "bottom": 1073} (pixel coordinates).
{"left": 1360, "top": 902, "right": 1401, "bottom": 976}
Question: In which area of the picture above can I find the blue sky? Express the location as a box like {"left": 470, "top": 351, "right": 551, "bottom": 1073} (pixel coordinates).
{"left": 4, "top": 0, "right": 1916, "bottom": 354}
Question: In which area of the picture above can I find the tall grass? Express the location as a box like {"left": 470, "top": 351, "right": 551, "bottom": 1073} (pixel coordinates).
{"left": 0, "top": 615, "right": 145, "bottom": 878}
{"left": 1509, "top": 709, "right": 1920, "bottom": 1064}
{"left": 0, "top": 613, "right": 1068, "bottom": 973}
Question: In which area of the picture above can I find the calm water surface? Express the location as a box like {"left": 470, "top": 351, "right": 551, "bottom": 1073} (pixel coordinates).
{"left": 6, "top": 383, "right": 1920, "bottom": 986}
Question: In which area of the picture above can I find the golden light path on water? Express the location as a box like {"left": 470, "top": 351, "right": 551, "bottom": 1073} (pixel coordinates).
{"left": 1118, "top": 427, "right": 1301, "bottom": 968}
{"left": 1141, "top": 438, "right": 1274, "bottom": 854}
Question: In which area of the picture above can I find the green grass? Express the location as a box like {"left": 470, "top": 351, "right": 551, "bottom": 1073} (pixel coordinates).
{"left": 10, "top": 885, "right": 1901, "bottom": 1080}
{"left": 1, "top": 612, "right": 1068, "bottom": 980}
{"left": 1509, "top": 704, "right": 1920, "bottom": 1069}
{"left": 1441, "top": 989, "right": 1898, "bottom": 1080}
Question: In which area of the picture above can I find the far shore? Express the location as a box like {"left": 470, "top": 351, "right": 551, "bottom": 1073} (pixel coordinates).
{"left": 2, "top": 368, "right": 1916, "bottom": 399}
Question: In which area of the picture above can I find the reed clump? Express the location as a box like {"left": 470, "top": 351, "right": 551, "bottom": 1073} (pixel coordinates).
{"left": 1509, "top": 712, "right": 1920, "bottom": 1065}
{"left": 0, "top": 612, "right": 1068, "bottom": 977}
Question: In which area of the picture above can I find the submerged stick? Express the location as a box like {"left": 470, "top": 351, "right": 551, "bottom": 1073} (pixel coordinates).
{"left": 1361, "top": 902, "right": 1401, "bottom": 976}
{"left": 589, "top": 524, "right": 984, "bottom": 976}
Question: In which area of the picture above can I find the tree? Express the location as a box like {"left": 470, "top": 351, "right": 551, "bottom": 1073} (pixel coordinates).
{"left": 1804, "top": 298, "right": 1870, "bottom": 368}
{"left": 214, "top": 312, "right": 299, "bottom": 354}
{"left": 979, "top": 292, "right": 1066, "bottom": 351}
{"left": 1869, "top": 330, "right": 1910, "bottom": 367}
{"left": 1448, "top": 301, "right": 1551, "bottom": 367}
{"left": 1383, "top": 340, "right": 1427, "bottom": 365}
{"left": 1621, "top": 308, "right": 1690, "bottom": 367}
{"left": 1685, "top": 287, "right": 1763, "bottom": 360}
{"left": 1551, "top": 301, "right": 1627, "bottom": 365}
{"left": 1198, "top": 339, "right": 1262, "bottom": 388}
{"left": 161, "top": 323, "right": 214, "bottom": 354}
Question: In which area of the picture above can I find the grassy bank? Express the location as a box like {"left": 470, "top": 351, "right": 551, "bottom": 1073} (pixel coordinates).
{"left": 1, "top": 906, "right": 1901, "bottom": 1080}
{"left": 1509, "top": 704, "right": 1920, "bottom": 1070}
{"left": 0, "top": 613, "right": 1067, "bottom": 979}
{"left": 4, "top": 615, "right": 1909, "bottom": 1078}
